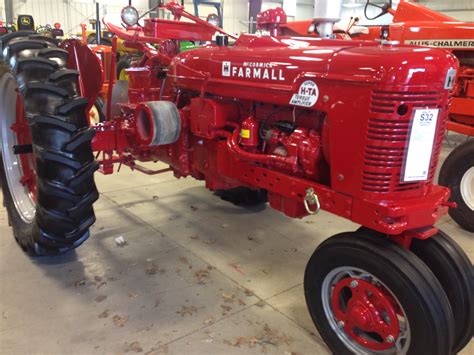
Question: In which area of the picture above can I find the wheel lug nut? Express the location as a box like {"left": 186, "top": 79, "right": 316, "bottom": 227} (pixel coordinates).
{"left": 337, "top": 320, "right": 345, "bottom": 328}
{"left": 350, "top": 280, "right": 358, "bottom": 288}
{"left": 386, "top": 335, "right": 395, "bottom": 343}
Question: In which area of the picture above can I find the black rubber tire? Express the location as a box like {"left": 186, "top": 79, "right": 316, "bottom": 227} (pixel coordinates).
{"left": 411, "top": 230, "right": 474, "bottom": 353}
{"left": 116, "top": 54, "right": 131, "bottom": 80}
{"left": 304, "top": 232, "right": 455, "bottom": 355}
{"left": 0, "top": 32, "right": 99, "bottom": 255}
{"left": 439, "top": 140, "right": 474, "bottom": 232}
{"left": 215, "top": 187, "right": 268, "bottom": 207}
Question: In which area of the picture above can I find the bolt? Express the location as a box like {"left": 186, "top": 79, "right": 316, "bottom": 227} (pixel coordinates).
{"left": 337, "top": 320, "right": 345, "bottom": 328}
{"left": 323, "top": 95, "right": 330, "bottom": 103}
{"left": 386, "top": 335, "right": 395, "bottom": 343}
{"left": 350, "top": 280, "right": 358, "bottom": 288}
{"left": 337, "top": 174, "right": 344, "bottom": 181}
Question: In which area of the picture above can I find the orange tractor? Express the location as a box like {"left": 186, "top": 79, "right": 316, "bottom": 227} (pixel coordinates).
{"left": 263, "top": 0, "right": 474, "bottom": 232}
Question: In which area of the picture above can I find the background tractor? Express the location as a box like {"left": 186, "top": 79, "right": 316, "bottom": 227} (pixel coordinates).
{"left": 0, "top": 1, "right": 472, "bottom": 354}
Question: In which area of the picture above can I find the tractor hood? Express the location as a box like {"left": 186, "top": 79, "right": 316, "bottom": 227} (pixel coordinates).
{"left": 169, "top": 34, "right": 458, "bottom": 107}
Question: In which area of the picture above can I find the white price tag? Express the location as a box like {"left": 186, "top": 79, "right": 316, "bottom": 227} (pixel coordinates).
{"left": 402, "top": 109, "right": 440, "bottom": 182}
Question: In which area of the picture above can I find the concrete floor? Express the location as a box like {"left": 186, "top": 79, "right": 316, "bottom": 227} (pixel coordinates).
{"left": 0, "top": 135, "right": 473, "bottom": 355}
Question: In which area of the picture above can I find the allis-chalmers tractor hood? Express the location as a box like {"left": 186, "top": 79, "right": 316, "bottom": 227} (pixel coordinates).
{"left": 169, "top": 35, "right": 458, "bottom": 106}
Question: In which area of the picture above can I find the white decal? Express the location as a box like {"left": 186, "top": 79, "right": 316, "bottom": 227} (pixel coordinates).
{"left": 220, "top": 61, "right": 285, "bottom": 81}
{"left": 405, "top": 39, "right": 474, "bottom": 48}
{"left": 222, "top": 61, "right": 231, "bottom": 77}
{"left": 402, "top": 109, "right": 439, "bottom": 182}
{"left": 290, "top": 80, "right": 319, "bottom": 107}
{"left": 444, "top": 68, "right": 457, "bottom": 90}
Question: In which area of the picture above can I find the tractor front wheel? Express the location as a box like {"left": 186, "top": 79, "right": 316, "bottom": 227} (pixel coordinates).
{"left": 439, "top": 139, "right": 474, "bottom": 232}
{"left": 411, "top": 230, "right": 474, "bottom": 354}
{"left": 304, "top": 231, "right": 455, "bottom": 355}
{"left": 0, "top": 33, "right": 98, "bottom": 255}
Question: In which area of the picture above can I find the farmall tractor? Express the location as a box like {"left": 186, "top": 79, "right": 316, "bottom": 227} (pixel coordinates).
{"left": 273, "top": 0, "right": 474, "bottom": 232}
{"left": 358, "top": 0, "right": 474, "bottom": 234}
{"left": 0, "top": 1, "right": 473, "bottom": 354}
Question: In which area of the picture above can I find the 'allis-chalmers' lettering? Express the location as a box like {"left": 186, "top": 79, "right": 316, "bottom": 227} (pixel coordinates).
{"left": 222, "top": 61, "right": 285, "bottom": 81}
{"left": 405, "top": 39, "right": 474, "bottom": 48}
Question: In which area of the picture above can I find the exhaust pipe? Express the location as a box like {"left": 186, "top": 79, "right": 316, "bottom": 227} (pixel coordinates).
{"left": 313, "top": 0, "right": 343, "bottom": 38}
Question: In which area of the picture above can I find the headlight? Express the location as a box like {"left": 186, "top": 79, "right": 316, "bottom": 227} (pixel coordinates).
{"left": 121, "top": 6, "right": 139, "bottom": 27}
{"left": 206, "top": 13, "right": 220, "bottom": 27}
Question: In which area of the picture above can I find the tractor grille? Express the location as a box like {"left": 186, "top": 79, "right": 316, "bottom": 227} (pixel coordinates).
{"left": 362, "top": 90, "right": 446, "bottom": 194}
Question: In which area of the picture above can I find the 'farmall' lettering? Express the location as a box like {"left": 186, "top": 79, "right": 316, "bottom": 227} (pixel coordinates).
{"left": 405, "top": 39, "right": 474, "bottom": 49}
{"left": 222, "top": 61, "right": 285, "bottom": 81}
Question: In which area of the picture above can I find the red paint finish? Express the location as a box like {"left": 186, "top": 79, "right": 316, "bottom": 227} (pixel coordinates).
{"left": 61, "top": 39, "right": 104, "bottom": 115}
{"left": 104, "top": 0, "right": 235, "bottom": 45}
{"left": 92, "top": 8, "right": 459, "bottom": 241}
{"left": 240, "top": 115, "right": 260, "bottom": 148}
{"left": 257, "top": 8, "right": 287, "bottom": 37}
{"left": 189, "top": 98, "right": 238, "bottom": 139}
{"left": 143, "top": 18, "right": 215, "bottom": 42}
{"left": 391, "top": 0, "right": 454, "bottom": 23}
{"left": 332, "top": 278, "right": 401, "bottom": 351}
{"left": 13, "top": 95, "right": 37, "bottom": 200}
{"left": 274, "top": 1, "right": 474, "bottom": 137}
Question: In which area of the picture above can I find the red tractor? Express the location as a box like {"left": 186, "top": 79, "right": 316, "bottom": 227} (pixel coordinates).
{"left": 360, "top": 0, "right": 474, "bottom": 233}
{"left": 272, "top": 0, "right": 474, "bottom": 232}
{"left": 0, "top": 1, "right": 472, "bottom": 354}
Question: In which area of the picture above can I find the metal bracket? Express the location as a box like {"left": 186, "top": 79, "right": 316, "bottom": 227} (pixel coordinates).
{"left": 304, "top": 188, "right": 321, "bottom": 215}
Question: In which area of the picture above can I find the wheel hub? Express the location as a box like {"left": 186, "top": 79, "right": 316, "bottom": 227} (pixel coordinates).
{"left": 347, "top": 301, "right": 373, "bottom": 329}
{"left": 332, "top": 277, "right": 400, "bottom": 351}
{"left": 322, "top": 267, "right": 410, "bottom": 353}
{"left": 460, "top": 166, "right": 474, "bottom": 211}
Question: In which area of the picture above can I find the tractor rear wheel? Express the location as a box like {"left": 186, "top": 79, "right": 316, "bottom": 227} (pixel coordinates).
{"left": 89, "top": 97, "right": 105, "bottom": 125}
{"left": 411, "top": 230, "right": 474, "bottom": 353}
{"left": 304, "top": 231, "right": 454, "bottom": 355}
{"left": 439, "top": 140, "right": 474, "bottom": 232}
{"left": 0, "top": 33, "right": 98, "bottom": 255}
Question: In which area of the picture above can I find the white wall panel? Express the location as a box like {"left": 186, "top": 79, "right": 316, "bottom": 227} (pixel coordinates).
{"left": 418, "top": 0, "right": 474, "bottom": 21}
{"left": 11, "top": 0, "right": 150, "bottom": 35}
{"left": 182, "top": 0, "right": 248, "bottom": 35}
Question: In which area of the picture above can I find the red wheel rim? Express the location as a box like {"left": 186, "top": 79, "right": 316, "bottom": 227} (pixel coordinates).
{"left": 10, "top": 92, "right": 37, "bottom": 200}
{"left": 331, "top": 277, "right": 401, "bottom": 351}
